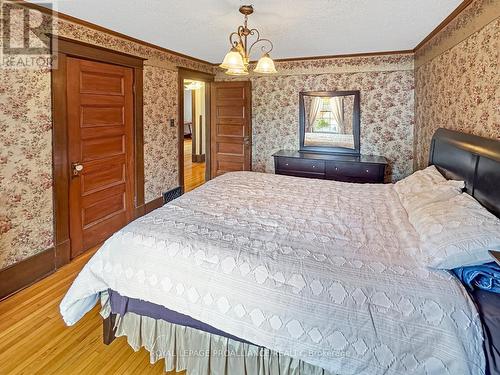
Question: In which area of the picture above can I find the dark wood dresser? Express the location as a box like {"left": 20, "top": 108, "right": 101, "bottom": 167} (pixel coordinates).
{"left": 273, "top": 150, "right": 388, "bottom": 183}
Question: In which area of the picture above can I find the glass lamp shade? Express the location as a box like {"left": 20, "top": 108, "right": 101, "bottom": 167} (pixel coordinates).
{"left": 225, "top": 66, "right": 249, "bottom": 76}
{"left": 220, "top": 47, "right": 246, "bottom": 70}
{"left": 254, "top": 53, "right": 277, "bottom": 74}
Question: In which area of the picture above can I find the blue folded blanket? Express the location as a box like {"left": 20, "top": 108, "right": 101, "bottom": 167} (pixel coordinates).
{"left": 453, "top": 262, "right": 500, "bottom": 294}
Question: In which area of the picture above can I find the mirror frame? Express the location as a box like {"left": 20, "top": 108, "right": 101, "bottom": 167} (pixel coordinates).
{"left": 299, "top": 90, "right": 360, "bottom": 155}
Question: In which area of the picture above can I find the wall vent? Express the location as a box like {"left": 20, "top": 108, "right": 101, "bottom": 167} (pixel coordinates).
{"left": 163, "top": 187, "right": 182, "bottom": 204}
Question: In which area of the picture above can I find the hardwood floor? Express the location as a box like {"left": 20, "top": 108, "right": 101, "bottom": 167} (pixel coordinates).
{"left": 183, "top": 138, "right": 205, "bottom": 192}
{"left": 0, "top": 141, "right": 205, "bottom": 374}
{"left": 0, "top": 247, "right": 181, "bottom": 375}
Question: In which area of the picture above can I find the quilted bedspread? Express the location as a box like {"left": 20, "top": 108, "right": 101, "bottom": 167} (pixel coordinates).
{"left": 60, "top": 172, "right": 485, "bottom": 374}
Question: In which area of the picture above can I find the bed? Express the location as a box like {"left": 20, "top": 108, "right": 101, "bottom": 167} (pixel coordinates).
{"left": 60, "top": 128, "right": 500, "bottom": 375}
{"left": 304, "top": 132, "right": 355, "bottom": 148}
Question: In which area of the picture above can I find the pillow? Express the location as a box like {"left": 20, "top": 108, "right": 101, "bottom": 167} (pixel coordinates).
{"left": 395, "top": 165, "right": 464, "bottom": 213}
{"left": 396, "top": 165, "right": 447, "bottom": 188}
{"left": 410, "top": 193, "right": 500, "bottom": 269}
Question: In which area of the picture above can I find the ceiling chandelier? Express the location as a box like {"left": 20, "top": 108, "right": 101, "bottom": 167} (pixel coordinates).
{"left": 220, "top": 5, "right": 277, "bottom": 76}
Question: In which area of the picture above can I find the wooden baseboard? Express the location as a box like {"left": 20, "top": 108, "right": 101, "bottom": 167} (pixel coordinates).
{"left": 192, "top": 154, "right": 205, "bottom": 163}
{"left": 0, "top": 196, "right": 163, "bottom": 300}
{"left": 144, "top": 196, "right": 164, "bottom": 214}
{"left": 0, "top": 248, "right": 56, "bottom": 301}
{"left": 55, "top": 239, "right": 71, "bottom": 268}
{"left": 134, "top": 204, "right": 146, "bottom": 218}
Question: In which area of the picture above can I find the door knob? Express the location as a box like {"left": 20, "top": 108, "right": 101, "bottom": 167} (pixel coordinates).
{"left": 243, "top": 137, "right": 250, "bottom": 145}
{"left": 72, "top": 162, "right": 84, "bottom": 176}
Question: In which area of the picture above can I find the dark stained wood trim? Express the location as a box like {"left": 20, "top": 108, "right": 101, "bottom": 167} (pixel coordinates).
{"left": 253, "top": 49, "right": 414, "bottom": 64}
{"left": 55, "top": 240, "right": 71, "bottom": 269}
{"left": 212, "top": 49, "right": 414, "bottom": 66}
{"left": 210, "top": 81, "right": 252, "bottom": 178}
{"left": 0, "top": 248, "right": 55, "bottom": 301}
{"left": 192, "top": 154, "right": 206, "bottom": 163}
{"left": 299, "top": 90, "right": 360, "bottom": 155}
{"left": 134, "top": 195, "right": 163, "bottom": 217}
{"left": 178, "top": 68, "right": 214, "bottom": 192}
{"left": 211, "top": 1, "right": 475, "bottom": 64}
{"left": 51, "top": 50, "right": 71, "bottom": 267}
{"left": 134, "top": 204, "right": 146, "bottom": 218}
{"left": 51, "top": 36, "right": 145, "bottom": 269}
{"left": 133, "top": 67, "right": 145, "bottom": 215}
{"left": 178, "top": 67, "right": 215, "bottom": 80}
{"left": 413, "top": 0, "right": 474, "bottom": 51}
{"left": 144, "top": 196, "right": 164, "bottom": 214}
{"left": 54, "top": 36, "right": 146, "bottom": 68}
{"left": 21, "top": 0, "right": 472, "bottom": 66}
{"left": 18, "top": 0, "right": 213, "bottom": 67}
{"left": 212, "top": 0, "right": 474, "bottom": 65}
{"left": 178, "top": 76, "right": 185, "bottom": 191}
{"left": 204, "top": 80, "right": 212, "bottom": 183}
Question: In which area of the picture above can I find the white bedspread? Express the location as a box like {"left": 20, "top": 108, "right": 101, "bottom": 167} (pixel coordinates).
{"left": 60, "top": 172, "right": 485, "bottom": 374}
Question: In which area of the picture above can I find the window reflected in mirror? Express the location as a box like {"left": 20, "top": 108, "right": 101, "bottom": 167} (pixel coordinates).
{"left": 299, "top": 91, "right": 360, "bottom": 155}
{"left": 303, "top": 95, "right": 355, "bottom": 149}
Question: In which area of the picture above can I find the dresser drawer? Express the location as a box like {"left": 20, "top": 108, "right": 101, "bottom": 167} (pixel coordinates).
{"left": 273, "top": 151, "right": 387, "bottom": 183}
{"left": 276, "top": 157, "right": 325, "bottom": 174}
{"left": 326, "top": 162, "right": 384, "bottom": 183}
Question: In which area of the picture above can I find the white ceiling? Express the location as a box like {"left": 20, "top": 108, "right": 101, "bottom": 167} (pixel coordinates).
{"left": 35, "top": 0, "right": 461, "bottom": 63}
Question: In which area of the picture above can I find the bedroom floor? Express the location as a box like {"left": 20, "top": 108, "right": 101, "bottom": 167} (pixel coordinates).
{"left": 0, "top": 247, "right": 183, "bottom": 375}
{"left": 184, "top": 138, "right": 205, "bottom": 192}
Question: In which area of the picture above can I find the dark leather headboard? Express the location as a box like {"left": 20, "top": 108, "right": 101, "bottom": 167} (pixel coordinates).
{"left": 429, "top": 128, "right": 500, "bottom": 218}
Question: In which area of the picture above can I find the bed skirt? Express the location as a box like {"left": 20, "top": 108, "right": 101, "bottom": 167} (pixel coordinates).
{"left": 101, "top": 303, "right": 332, "bottom": 375}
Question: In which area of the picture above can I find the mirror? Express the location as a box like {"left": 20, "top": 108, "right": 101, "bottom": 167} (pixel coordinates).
{"left": 299, "top": 91, "right": 360, "bottom": 154}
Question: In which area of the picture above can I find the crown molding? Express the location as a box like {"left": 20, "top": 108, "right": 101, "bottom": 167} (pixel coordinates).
{"left": 413, "top": 0, "right": 474, "bottom": 52}
{"left": 18, "top": 1, "right": 479, "bottom": 75}
{"left": 213, "top": 1, "right": 476, "bottom": 65}
{"left": 16, "top": 0, "right": 214, "bottom": 67}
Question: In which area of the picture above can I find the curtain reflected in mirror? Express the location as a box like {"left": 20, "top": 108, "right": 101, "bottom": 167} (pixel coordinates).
{"left": 303, "top": 95, "right": 355, "bottom": 149}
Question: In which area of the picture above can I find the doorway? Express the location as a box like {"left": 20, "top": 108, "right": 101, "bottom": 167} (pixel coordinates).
{"left": 183, "top": 79, "right": 207, "bottom": 192}
{"left": 67, "top": 57, "right": 135, "bottom": 258}
{"left": 52, "top": 36, "right": 144, "bottom": 266}
{"left": 178, "top": 68, "right": 214, "bottom": 193}
{"left": 210, "top": 81, "right": 252, "bottom": 177}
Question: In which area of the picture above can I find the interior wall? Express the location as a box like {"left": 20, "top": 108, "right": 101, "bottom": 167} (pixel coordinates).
{"left": 0, "top": 9, "right": 213, "bottom": 270}
{"left": 414, "top": 0, "right": 500, "bottom": 169}
{"left": 2, "top": 0, "right": 498, "bottom": 272}
{"left": 215, "top": 54, "right": 415, "bottom": 181}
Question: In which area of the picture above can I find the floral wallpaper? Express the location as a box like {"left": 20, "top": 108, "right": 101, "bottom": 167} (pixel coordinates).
{"left": 0, "top": 11, "right": 213, "bottom": 270}
{"left": 217, "top": 54, "right": 415, "bottom": 182}
{"left": 2, "top": 0, "right": 497, "bottom": 272}
{"left": 415, "top": 0, "right": 499, "bottom": 68}
{"left": 57, "top": 19, "right": 207, "bottom": 203}
{"left": 238, "top": 54, "right": 414, "bottom": 77}
{"left": 414, "top": 0, "right": 500, "bottom": 169}
{"left": 143, "top": 66, "right": 179, "bottom": 201}
{"left": 56, "top": 20, "right": 213, "bottom": 74}
{"left": 0, "top": 67, "right": 54, "bottom": 268}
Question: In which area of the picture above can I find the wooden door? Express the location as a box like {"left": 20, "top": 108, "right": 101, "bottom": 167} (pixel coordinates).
{"left": 210, "top": 81, "right": 252, "bottom": 177}
{"left": 67, "top": 57, "right": 135, "bottom": 258}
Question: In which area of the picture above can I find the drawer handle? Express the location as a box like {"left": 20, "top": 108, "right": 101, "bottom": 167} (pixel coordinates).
{"left": 366, "top": 169, "right": 369, "bottom": 173}
{"left": 285, "top": 163, "right": 289, "bottom": 166}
